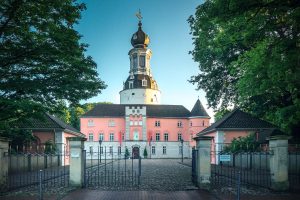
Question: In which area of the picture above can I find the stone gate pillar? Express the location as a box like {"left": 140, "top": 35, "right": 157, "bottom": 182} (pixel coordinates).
{"left": 194, "top": 136, "right": 213, "bottom": 190}
{"left": 0, "top": 137, "right": 9, "bottom": 190}
{"left": 269, "top": 135, "right": 290, "bottom": 191}
{"left": 69, "top": 137, "right": 86, "bottom": 187}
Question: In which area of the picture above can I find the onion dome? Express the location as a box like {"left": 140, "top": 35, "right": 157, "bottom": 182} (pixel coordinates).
{"left": 131, "top": 21, "right": 150, "bottom": 48}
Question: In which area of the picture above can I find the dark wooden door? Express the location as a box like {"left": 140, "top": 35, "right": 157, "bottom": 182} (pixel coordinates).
{"left": 132, "top": 147, "right": 140, "bottom": 159}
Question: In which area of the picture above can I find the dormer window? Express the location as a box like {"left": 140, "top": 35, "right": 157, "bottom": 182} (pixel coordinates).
{"left": 129, "top": 81, "right": 133, "bottom": 89}
{"left": 142, "top": 79, "right": 147, "bottom": 87}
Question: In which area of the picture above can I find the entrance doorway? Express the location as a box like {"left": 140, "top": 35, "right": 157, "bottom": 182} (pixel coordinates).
{"left": 132, "top": 147, "right": 140, "bottom": 159}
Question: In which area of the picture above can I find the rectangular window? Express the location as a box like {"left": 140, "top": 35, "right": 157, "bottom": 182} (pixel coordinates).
{"left": 163, "top": 146, "right": 166, "bottom": 155}
{"left": 99, "top": 133, "right": 104, "bottom": 141}
{"left": 109, "top": 133, "right": 114, "bottom": 141}
{"left": 133, "top": 54, "right": 137, "bottom": 68}
{"left": 164, "top": 133, "right": 168, "bottom": 141}
{"left": 100, "top": 147, "right": 103, "bottom": 154}
{"left": 156, "top": 133, "right": 160, "bottom": 141}
{"left": 179, "top": 146, "right": 183, "bottom": 154}
{"left": 134, "top": 121, "right": 138, "bottom": 126}
{"left": 178, "top": 133, "right": 182, "bottom": 141}
{"left": 177, "top": 121, "right": 182, "bottom": 127}
{"left": 139, "top": 55, "right": 145, "bottom": 67}
{"left": 152, "top": 146, "right": 155, "bottom": 155}
{"left": 89, "top": 146, "right": 93, "bottom": 154}
{"left": 142, "top": 79, "right": 147, "bottom": 86}
{"left": 129, "top": 81, "right": 133, "bottom": 89}
{"left": 109, "top": 146, "right": 113, "bottom": 154}
{"left": 122, "top": 133, "right": 125, "bottom": 140}
{"left": 88, "top": 119, "right": 94, "bottom": 127}
{"left": 155, "top": 121, "right": 160, "bottom": 127}
{"left": 130, "top": 121, "right": 133, "bottom": 126}
{"left": 88, "top": 133, "right": 94, "bottom": 142}
{"left": 118, "top": 146, "right": 121, "bottom": 155}
{"left": 108, "top": 120, "right": 115, "bottom": 127}
{"left": 139, "top": 120, "right": 142, "bottom": 126}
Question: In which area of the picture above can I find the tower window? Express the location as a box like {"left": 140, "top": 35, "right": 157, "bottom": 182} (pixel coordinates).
{"left": 133, "top": 54, "right": 137, "bottom": 68}
{"left": 129, "top": 82, "right": 133, "bottom": 89}
{"left": 139, "top": 55, "right": 145, "bottom": 67}
{"left": 142, "top": 79, "right": 147, "bottom": 86}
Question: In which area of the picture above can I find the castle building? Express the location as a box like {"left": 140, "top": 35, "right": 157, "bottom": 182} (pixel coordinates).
{"left": 80, "top": 18, "right": 210, "bottom": 158}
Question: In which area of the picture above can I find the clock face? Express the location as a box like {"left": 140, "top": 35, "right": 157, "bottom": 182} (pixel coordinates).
{"left": 133, "top": 34, "right": 137, "bottom": 39}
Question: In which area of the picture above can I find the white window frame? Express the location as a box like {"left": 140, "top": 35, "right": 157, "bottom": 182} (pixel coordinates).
{"left": 99, "top": 133, "right": 104, "bottom": 141}
{"left": 88, "top": 133, "right": 93, "bottom": 142}
{"left": 109, "top": 146, "right": 113, "bottom": 154}
{"left": 109, "top": 133, "right": 114, "bottom": 141}
{"left": 88, "top": 119, "right": 94, "bottom": 127}
{"left": 108, "top": 120, "right": 115, "bottom": 127}
{"left": 142, "top": 79, "right": 147, "bottom": 86}
{"left": 129, "top": 81, "right": 133, "bottom": 89}
{"left": 155, "top": 120, "right": 160, "bottom": 127}
{"left": 177, "top": 121, "right": 182, "bottom": 127}
{"left": 156, "top": 133, "right": 160, "bottom": 141}
{"left": 163, "top": 146, "right": 167, "bottom": 155}
{"left": 139, "top": 120, "right": 142, "bottom": 126}
{"left": 178, "top": 133, "right": 182, "bottom": 141}
{"left": 152, "top": 146, "right": 155, "bottom": 155}
{"left": 164, "top": 133, "right": 169, "bottom": 141}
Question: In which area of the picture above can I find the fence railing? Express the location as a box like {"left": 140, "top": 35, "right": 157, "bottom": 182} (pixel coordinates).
{"left": 84, "top": 151, "right": 141, "bottom": 188}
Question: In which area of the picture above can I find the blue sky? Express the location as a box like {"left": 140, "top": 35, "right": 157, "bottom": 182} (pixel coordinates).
{"left": 75, "top": 0, "right": 214, "bottom": 120}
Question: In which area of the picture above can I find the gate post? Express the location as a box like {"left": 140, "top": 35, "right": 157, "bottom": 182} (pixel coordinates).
{"left": 269, "top": 135, "right": 290, "bottom": 191}
{"left": 194, "top": 136, "right": 213, "bottom": 190}
{"left": 69, "top": 137, "right": 86, "bottom": 187}
{"left": 0, "top": 137, "right": 9, "bottom": 191}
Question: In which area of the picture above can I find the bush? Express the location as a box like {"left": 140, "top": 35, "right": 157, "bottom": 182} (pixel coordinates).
{"left": 222, "top": 133, "right": 259, "bottom": 153}
{"left": 143, "top": 148, "right": 148, "bottom": 158}
{"left": 44, "top": 140, "right": 57, "bottom": 154}
{"left": 124, "top": 147, "right": 130, "bottom": 159}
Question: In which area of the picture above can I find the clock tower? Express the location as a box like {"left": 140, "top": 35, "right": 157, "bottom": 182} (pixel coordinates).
{"left": 120, "top": 15, "right": 161, "bottom": 104}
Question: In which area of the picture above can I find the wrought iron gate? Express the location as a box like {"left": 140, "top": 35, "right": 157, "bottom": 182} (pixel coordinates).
{"left": 83, "top": 148, "right": 141, "bottom": 189}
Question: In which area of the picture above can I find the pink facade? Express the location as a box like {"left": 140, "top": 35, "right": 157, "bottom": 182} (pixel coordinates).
{"left": 81, "top": 117, "right": 125, "bottom": 142}
{"left": 81, "top": 116, "right": 209, "bottom": 148}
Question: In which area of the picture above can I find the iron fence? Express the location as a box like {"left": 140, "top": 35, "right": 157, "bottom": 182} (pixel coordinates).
{"left": 289, "top": 150, "right": 300, "bottom": 192}
{"left": 1, "top": 152, "right": 70, "bottom": 193}
{"left": 84, "top": 149, "right": 141, "bottom": 189}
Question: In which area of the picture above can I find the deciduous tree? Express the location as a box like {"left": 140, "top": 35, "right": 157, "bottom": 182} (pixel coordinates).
{"left": 189, "top": 0, "right": 300, "bottom": 136}
{"left": 0, "top": 0, "right": 106, "bottom": 128}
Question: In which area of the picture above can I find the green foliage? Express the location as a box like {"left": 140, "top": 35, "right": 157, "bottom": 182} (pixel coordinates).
{"left": 44, "top": 140, "right": 57, "bottom": 154}
{"left": 124, "top": 147, "right": 130, "bottom": 159}
{"left": 63, "top": 102, "right": 113, "bottom": 130}
{"left": 188, "top": 0, "right": 300, "bottom": 136}
{"left": 0, "top": 128, "right": 36, "bottom": 152}
{"left": 0, "top": 0, "right": 106, "bottom": 128}
{"left": 143, "top": 148, "right": 148, "bottom": 158}
{"left": 222, "top": 133, "right": 259, "bottom": 153}
{"left": 214, "top": 108, "right": 232, "bottom": 121}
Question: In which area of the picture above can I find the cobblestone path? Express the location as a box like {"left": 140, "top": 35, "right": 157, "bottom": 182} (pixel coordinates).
{"left": 139, "top": 159, "right": 194, "bottom": 191}
{"left": 86, "top": 159, "right": 195, "bottom": 191}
